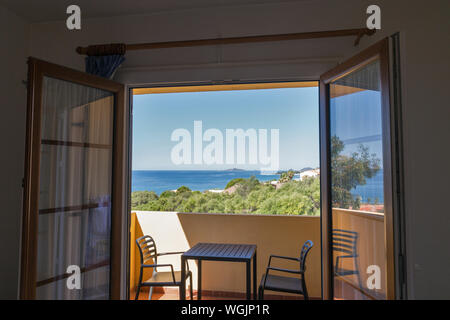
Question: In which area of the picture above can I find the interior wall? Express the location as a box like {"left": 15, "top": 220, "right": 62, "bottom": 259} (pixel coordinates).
{"left": 0, "top": 6, "right": 29, "bottom": 299}
{"left": 348, "top": 0, "right": 450, "bottom": 300}
{"left": 28, "top": 1, "right": 365, "bottom": 83}
{"left": 2, "top": 0, "right": 448, "bottom": 299}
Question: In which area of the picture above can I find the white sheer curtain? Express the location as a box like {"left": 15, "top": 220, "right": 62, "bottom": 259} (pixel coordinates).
{"left": 36, "top": 76, "right": 114, "bottom": 299}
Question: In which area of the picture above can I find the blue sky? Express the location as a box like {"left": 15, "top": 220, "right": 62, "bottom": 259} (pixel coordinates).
{"left": 132, "top": 86, "right": 319, "bottom": 171}
{"left": 330, "top": 88, "right": 383, "bottom": 166}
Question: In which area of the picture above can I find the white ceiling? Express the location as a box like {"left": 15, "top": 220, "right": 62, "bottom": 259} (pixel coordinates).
{"left": 0, "top": 0, "right": 307, "bottom": 23}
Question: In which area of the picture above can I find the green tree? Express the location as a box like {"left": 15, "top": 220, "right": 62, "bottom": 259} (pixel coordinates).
{"left": 234, "top": 176, "right": 260, "bottom": 197}
{"left": 279, "top": 170, "right": 295, "bottom": 183}
{"left": 225, "top": 178, "right": 245, "bottom": 189}
{"left": 131, "top": 191, "right": 158, "bottom": 208}
{"left": 176, "top": 186, "right": 192, "bottom": 193}
{"left": 160, "top": 190, "right": 176, "bottom": 198}
{"left": 331, "top": 136, "right": 380, "bottom": 209}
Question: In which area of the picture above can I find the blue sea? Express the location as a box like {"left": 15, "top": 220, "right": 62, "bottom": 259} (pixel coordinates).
{"left": 132, "top": 170, "right": 280, "bottom": 195}
{"left": 351, "top": 170, "right": 384, "bottom": 203}
{"left": 132, "top": 170, "right": 384, "bottom": 203}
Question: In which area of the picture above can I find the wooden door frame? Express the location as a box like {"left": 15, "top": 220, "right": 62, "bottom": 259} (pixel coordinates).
{"left": 319, "top": 38, "right": 395, "bottom": 300}
{"left": 20, "top": 57, "right": 125, "bottom": 299}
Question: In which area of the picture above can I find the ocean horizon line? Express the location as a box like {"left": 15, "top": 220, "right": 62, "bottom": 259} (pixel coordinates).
{"left": 132, "top": 168, "right": 316, "bottom": 172}
{"left": 132, "top": 169, "right": 280, "bottom": 171}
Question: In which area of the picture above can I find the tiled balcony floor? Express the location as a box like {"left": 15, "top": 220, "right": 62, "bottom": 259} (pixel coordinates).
{"left": 132, "top": 287, "right": 241, "bottom": 300}
{"left": 131, "top": 287, "right": 306, "bottom": 300}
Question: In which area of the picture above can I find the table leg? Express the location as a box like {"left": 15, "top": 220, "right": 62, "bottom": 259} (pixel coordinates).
{"left": 253, "top": 252, "right": 257, "bottom": 300}
{"left": 246, "top": 260, "right": 251, "bottom": 300}
{"left": 180, "top": 256, "right": 186, "bottom": 300}
{"left": 198, "top": 260, "right": 202, "bottom": 300}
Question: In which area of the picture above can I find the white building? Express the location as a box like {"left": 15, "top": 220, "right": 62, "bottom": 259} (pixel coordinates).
{"left": 299, "top": 169, "right": 320, "bottom": 180}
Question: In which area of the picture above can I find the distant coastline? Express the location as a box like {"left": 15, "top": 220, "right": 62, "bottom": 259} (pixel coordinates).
{"left": 133, "top": 168, "right": 313, "bottom": 172}
{"left": 132, "top": 169, "right": 281, "bottom": 195}
{"left": 132, "top": 168, "right": 384, "bottom": 203}
{"left": 131, "top": 170, "right": 322, "bottom": 216}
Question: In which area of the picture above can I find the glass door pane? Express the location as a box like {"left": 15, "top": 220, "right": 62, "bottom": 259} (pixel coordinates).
{"left": 329, "top": 59, "right": 389, "bottom": 300}
{"left": 36, "top": 76, "right": 114, "bottom": 299}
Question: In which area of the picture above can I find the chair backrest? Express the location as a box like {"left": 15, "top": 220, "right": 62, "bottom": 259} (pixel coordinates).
{"left": 136, "top": 235, "right": 158, "bottom": 266}
{"left": 332, "top": 229, "right": 358, "bottom": 257}
{"left": 299, "top": 240, "right": 314, "bottom": 272}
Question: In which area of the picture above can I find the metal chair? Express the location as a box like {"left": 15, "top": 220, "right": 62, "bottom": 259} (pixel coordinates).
{"left": 332, "top": 229, "right": 362, "bottom": 289}
{"left": 258, "top": 240, "right": 313, "bottom": 300}
{"left": 134, "top": 235, "right": 193, "bottom": 300}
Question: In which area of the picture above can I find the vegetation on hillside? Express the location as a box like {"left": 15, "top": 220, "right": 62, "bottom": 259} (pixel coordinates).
{"left": 132, "top": 175, "right": 320, "bottom": 216}
{"left": 131, "top": 136, "right": 380, "bottom": 215}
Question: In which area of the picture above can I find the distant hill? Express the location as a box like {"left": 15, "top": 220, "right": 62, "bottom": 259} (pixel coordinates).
{"left": 299, "top": 167, "right": 315, "bottom": 173}
{"left": 276, "top": 167, "right": 316, "bottom": 174}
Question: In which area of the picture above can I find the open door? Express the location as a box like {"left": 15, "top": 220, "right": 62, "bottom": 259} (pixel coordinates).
{"left": 20, "top": 58, "right": 125, "bottom": 299}
{"left": 320, "top": 38, "right": 395, "bottom": 300}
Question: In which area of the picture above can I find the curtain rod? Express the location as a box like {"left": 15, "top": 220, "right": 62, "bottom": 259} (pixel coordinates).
{"left": 76, "top": 28, "right": 375, "bottom": 56}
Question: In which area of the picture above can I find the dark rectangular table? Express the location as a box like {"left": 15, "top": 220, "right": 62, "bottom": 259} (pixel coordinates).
{"left": 180, "top": 243, "right": 257, "bottom": 300}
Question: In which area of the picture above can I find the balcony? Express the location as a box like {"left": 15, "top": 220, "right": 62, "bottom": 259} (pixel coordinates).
{"left": 332, "top": 208, "right": 386, "bottom": 300}
{"left": 130, "top": 207, "right": 385, "bottom": 300}
{"left": 130, "top": 211, "right": 321, "bottom": 300}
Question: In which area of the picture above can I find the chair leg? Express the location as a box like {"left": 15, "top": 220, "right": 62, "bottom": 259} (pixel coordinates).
{"left": 134, "top": 284, "right": 141, "bottom": 300}
{"left": 303, "top": 291, "right": 309, "bottom": 301}
{"left": 148, "top": 287, "right": 154, "bottom": 300}
{"left": 189, "top": 275, "right": 194, "bottom": 300}
{"left": 258, "top": 286, "right": 264, "bottom": 300}
{"left": 355, "top": 259, "right": 363, "bottom": 290}
{"left": 302, "top": 279, "right": 309, "bottom": 300}
{"left": 135, "top": 267, "right": 143, "bottom": 300}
